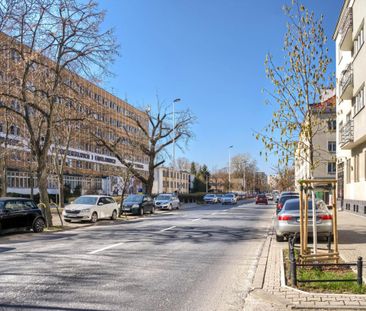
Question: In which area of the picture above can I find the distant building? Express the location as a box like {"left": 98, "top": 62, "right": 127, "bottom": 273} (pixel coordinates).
{"left": 333, "top": 0, "right": 366, "bottom": 213}
{"left": 267, "top": 175, "right": 278, "bottom": 190}
{"left": 295, "top": 93, "right": 336, "bottom": 182}
{"left": 294, "top": 93, "right": 336, "bottom": 203}
{"left": 152, "top": 167, "right": 190, "bottom": 194}
{"left": 0, "top": 32, "right": 148, "bottom": 196}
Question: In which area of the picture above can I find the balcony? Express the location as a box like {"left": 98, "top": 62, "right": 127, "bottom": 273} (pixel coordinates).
{"left": 340, "top": 119, "right": 354, "bottom": 149}
{"left": 339, "top": 63, "right": 353, "bottom": 100}
{"left": 339, "top": 7, "right": 353, "bottom": 51}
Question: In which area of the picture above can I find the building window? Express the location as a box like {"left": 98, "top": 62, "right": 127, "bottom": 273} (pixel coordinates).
{"left": 327, "top": 120, "right": 336, "bottom": 131}
{"left": 354, "top": 26, "right": 364, "bottom": 56}
{"left": 346, "top": 159, "right": 351, "bottom": 183}
{"left": 327, "top": 162, "right": 336, "bottom": 175}
{"left": 327, "top": 141, "right": 336, "bottom": 153}
{"left": 355, "top": 154, "right": 360, "bottom": 182}
{"left": 353, "top": 86, "right": 365, "bottom": 116}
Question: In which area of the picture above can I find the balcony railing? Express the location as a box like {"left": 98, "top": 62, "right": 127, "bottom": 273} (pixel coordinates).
{"left": 340, "top": 63, "right": 353, "bottom": 100}
{"left": 340, "top": 119, "right": 354, "bottom": 148}
{"left": 339, "top": 7, "right": 353, "bottom": 51}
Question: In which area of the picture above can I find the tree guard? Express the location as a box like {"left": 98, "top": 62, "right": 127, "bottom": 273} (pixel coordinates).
{"left": 298, "top": 179, "right": 339, "bottom": 263}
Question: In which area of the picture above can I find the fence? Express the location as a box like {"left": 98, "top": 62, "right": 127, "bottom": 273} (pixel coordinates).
{"left": 288, "top": 234, "right": 363, "bottom": 287}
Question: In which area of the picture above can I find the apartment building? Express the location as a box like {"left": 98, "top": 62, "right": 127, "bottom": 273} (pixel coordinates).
{"left": 0, "top": 32, "right": 148, "bottom": 196}
{"left": 333, "top": 0, "right": 366, "bottom": 213}
{"left": 152, "top": 167, "right": 191, "bottom": 194}
{"left": 295, "top": 94, "right": 337, "bottom": 180}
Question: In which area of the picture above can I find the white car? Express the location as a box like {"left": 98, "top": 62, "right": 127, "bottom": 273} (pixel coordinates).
{"left": 221, "top": 193, "right": 237, "bottom": 205}
{"left": 154, "top": 194, "right": 180, "bottom": 210}
{"left": 63, "top": 195, "right": 118, "bottom": 223}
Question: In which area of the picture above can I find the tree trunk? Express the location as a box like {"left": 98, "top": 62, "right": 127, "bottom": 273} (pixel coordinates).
{"left": 37, "top": 164, "right": 52, "bottom": 226}
{"left": 0, "top": 157, "right": 7, "bottom": 197}
{"left": 58, "top": 174, "right": 65, "bottom": 208}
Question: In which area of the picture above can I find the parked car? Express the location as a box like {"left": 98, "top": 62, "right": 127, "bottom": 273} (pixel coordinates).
{"left": 222, "top": 193, "right": 237, "bottom": 205}
{"left": 256, "top": 194, "right": 268, "bottom": 205}
{"left": 276, "top": 191, "right": 298, "bottom": 203}
{"left": 63, "top": 195, "right": 118, "bottom": 223}
{"left": 0, "top": 198, "right": 46, "bottom": 233}
{"left": 276, "top": 194, "right": 299, "bottom": 214}
{"left": 203, "top": 194, "right": 218, "bottom": 204}
{"left": 266, "top": 193, "right": 274, "bottom": 200}
{"left": 216, "top": 194, "right": 224, "bottom": 203}
{"left": 154, "top": 193, "right": 180, "bottom": 210}
{"left": 121, "top": 194, "right": 155, "bottom": 215}
{"left": 275, "top": 198, "right": 333, "bottom": 242}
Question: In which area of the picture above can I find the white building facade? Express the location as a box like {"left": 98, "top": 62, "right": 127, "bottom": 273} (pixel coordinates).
{"left": 152, "top": 167, "right": 190, "bottom": 195}
{"left": 334, "top": 0, "right": 366, "bottom": 213}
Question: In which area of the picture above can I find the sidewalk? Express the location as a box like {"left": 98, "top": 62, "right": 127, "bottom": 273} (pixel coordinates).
{"left": 244, "top": 210, "right": 366, "bottom": 311}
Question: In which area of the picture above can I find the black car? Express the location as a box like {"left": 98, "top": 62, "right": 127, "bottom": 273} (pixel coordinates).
{"left": 121, "top": 194, "right": 155, "bottom": 216}
{"left": 0, "top": 198, "right": 46, "bottom": 233}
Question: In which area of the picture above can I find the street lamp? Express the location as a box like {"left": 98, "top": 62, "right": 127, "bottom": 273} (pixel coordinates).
{"left": 172, "top": 98, "right": 181, "bottom": 169}
{"left": 228, "top": 145, "right": 233, "bottom": 192}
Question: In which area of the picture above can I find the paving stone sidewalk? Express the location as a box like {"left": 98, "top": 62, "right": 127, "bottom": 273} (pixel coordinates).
{"left": 244, "top": 210, "right": 366, "bottom": 311}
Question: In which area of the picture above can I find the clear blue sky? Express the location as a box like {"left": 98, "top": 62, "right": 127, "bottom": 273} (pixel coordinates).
{"left": 99, "top": 0, "right": 342, "bottom": 174}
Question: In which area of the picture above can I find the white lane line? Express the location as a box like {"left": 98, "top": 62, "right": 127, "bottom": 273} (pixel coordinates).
{"left": 89, "top": 242, "right": 125, "bottom": 255}
{"left": 223, "top": 209, "right": 228, "bottom": 212}
{"left": 211, "top": 213, "right": 217, "bottom": 215}
{"left": 160, "top": 225, "right": 177, "bottom": 232}
{"left": 192, "top": 218, "right": 201, "bottom": 222}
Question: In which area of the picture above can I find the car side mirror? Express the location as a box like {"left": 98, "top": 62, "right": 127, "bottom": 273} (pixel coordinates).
{"left": 98, "top": 202, "right": 103, "bottom": 206}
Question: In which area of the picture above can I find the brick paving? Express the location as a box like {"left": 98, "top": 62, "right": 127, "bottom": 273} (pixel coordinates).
{"left": 245, "top": 210, "right": 366, "bottom": 311}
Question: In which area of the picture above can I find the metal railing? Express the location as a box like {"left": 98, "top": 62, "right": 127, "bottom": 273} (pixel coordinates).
{"left": 340, "top": 119, "right": 354, "bottom": 146}
{"left": 288, "top": 234, "right": 363, "bottom": 287}
{"left": 340, "top": 7, "right": 353, "bottom": 46}
{"left": 340, "top": 63, "right": 353, "bottom": 96}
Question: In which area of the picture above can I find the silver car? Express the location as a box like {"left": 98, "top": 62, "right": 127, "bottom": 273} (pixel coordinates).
{"left": 221, "top": 193, "right": 237, "bottom": 205}
{"left": 154, "top": 194, "right": 180, "bottom": 210}
{"left": 275, "top": 198, "right": 333, "bottom": 242}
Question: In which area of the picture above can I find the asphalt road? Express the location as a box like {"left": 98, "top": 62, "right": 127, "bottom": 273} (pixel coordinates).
{"left": 0, "top": 200, "right": 274, "bottom": 311}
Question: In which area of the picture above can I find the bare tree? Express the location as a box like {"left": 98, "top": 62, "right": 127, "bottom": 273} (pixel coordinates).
{"left": 231, "top": 153, "right": 257, "bottom": 192}
{"left": 0, "top": 0, "right": 117, "bottom": 225}
{"left": 92, "top": 102, "right": 195, "bottom": 195}
{"left": 271, "top": 165, "right": 295, "bottom": 192}
{"left": 175, "top": 157, "right": 191, "bottom": 171}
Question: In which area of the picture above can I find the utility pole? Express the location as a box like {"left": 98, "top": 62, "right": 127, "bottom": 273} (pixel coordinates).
{"left": 228, "top": 145, "right": 233, "bottom": 192}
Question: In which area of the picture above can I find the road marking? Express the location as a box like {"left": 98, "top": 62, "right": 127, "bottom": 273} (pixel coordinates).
{"left": 223, "top": 209, "right": 228, "bottom": 212}
{"left": 89, "top": 242, "right": 125, "bottom": 254}
{"left": 211, "top": 213, "right": 217, "bottom": 215}
{"left": 192, "top": 218, "right": 201, "bottom": 222}
{"left": 160, "top": 225, "right": 177, "bottom": 232}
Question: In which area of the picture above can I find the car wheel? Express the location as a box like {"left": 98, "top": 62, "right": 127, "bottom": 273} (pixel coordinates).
{"left": 32, "top": 217, "right": 45, "bottom": 233}
{"left": 276, "top": 234, "right": 284, "bottom": 242}
{"left": 91, "top": 212, "right": 98, "bottom": 223}
{"left": 176, "top": 203, "right": 180, "bottom": 210}
{"left": 111, "top": 210, "right": 117, "bottom": 220}
{"left": 64, "top": 219, "right": 71, "bottom": 223}
{"left": 139, "top": 207, "right": 144, "bottom": 216}
{"left": 151, "top": 207, "right": 155, "bottom": 214}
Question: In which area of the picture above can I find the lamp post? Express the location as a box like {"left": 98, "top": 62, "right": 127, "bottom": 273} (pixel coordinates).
{"left": 228, "top": 145, "right": 233, "bottom": 192}
{"left": 172, "top": 98, "right": 181, "bottom": 169}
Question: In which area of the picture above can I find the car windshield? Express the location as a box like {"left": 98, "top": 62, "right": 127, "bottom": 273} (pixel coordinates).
{"left": 224, "top": 194, "right": 234, "bottom": 198}
{"left": 206, "top": 194, "right": 215, "bottom": 197}
{"left": 156, "top": 195, "right": 171, "bottom": 201}
{"left": 283, "top": 199, "right": 328, "bottom": 212}
{"left": 258, "top": 194, "right": 266, "bottom": 198}
{"left": 124, "top": 195, "right": 143, "bottom": 203}
{"left": 73, "top": 196, "right": 98, "bottom": 205}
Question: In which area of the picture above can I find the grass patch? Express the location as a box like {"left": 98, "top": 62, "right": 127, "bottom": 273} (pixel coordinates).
{"left": 283, "top": 249, "right": 366, "bottom": 294}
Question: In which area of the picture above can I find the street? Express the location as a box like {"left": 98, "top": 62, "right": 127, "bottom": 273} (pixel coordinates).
{"left": 0, "top": 200, "right": 274, "bottom": 311}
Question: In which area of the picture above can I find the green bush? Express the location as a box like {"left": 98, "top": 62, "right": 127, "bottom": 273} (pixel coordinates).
{"left": 178, "top": 192, "right": 206, "bottom": 203}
